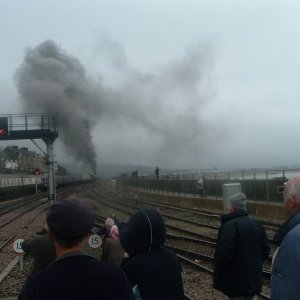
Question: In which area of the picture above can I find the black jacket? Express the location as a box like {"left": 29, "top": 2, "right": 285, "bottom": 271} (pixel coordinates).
{"left": 213, "top": 211, "right": 270, "bottom": 297}
{"left": 21, "top": 234, "right": 56, "bottom": 273}
{"left": 120, "top": 208, "right": 184, "bottom": 300}
{"left": 19, "top": 253, "right": 133, "bottom": 300}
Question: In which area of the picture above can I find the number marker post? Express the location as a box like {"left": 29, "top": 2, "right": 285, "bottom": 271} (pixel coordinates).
{"left": 13, "top": 239, "right": 24, "bottom": 270}
{"left": 88, "top": 234, "right": 102, "bottom": 249}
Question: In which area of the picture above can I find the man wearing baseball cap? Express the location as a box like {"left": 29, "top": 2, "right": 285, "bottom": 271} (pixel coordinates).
{"left": 19, "top": 200, "right": 133, "bottom": 300}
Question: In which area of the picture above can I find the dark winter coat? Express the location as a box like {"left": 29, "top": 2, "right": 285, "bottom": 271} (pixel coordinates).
{"left": 21, "top": 234, "right": 56, "bottom": 273}
{"left": 102, "top": 237, "right": 125, "bottom": 266}
{"left": 18, "top": 253, "right": 133, "bottom": 300}
{"left": 213, "top": 210, "right": 270, "bottom": 297}
{"left": 120, "top": 208, "right": 184, "bottom": 300}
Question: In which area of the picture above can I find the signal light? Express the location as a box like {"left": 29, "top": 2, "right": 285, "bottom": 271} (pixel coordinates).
{"left": 0, "top": 117, "right": 8, "bottom": 137}
{"left": 34, "top": 168, "right": 40, "bottom": 175}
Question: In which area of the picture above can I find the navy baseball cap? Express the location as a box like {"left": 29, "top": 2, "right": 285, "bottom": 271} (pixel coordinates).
{"left": 46, "top": 200, "right": 93, "bottom": 239}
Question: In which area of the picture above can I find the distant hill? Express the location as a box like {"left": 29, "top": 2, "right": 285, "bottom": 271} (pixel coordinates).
{"left": 96, "top": 164, "right": 157, "bottom": 178}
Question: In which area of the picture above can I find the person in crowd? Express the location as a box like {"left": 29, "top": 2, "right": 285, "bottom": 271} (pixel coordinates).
{"left": 104, "top": 217, "right": 115, "bottom": 235}
{"left": 21, "top": 227, "right": 56, "bottom": 273}
{"left": 19, "top": 200, "right": 133, "bottom": 300}
{"left": 213, "top": 192, "right": 270, "bottom": 300}
{"left": 271, "top": 176, "right": 300, "bottom": 299}
{"left": 120, "top": 208, "right": 184, "bottom": 300}
{"left": 102, "top": 224, "right": 125, "bottom": 266}
{"left": 111, "top": 212, "right": 126, "bottom": 232}
{"left": 96, "top": 216, "right": 114, "bottom": 240}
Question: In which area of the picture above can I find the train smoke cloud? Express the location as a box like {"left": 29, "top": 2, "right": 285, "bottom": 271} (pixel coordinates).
{"left": 14, "top": 39, "right": 222, "bottom": 171}
{"left": 93, "top": 38, "right": 223, "bottom": 168}
{"left": 14, "top": 40, "right": 107, "bottom": 172}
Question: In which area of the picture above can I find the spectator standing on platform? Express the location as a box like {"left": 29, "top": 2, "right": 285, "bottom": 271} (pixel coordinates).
{"left": 213, "top": 192, "right": 270, "bottom": 300}
{"left": 120, "top": 208, "right": 184, "bottom": 300}
{"left": 19, "top": 200, "right": 133, "bottom": 300}
{"left": 102, "top": 224, "right": 125, "bottom": 266}
{"left": 271, "top": 176, "right": 300, "bottom": 300}
{"left": 196, "top": 176, "right": 204, "bottom": 197}
{"left": 155, "top": 167, "right": 159, "bottom": 179}
{"left": 21, "top": 228, "right": 56, "bottom": 273}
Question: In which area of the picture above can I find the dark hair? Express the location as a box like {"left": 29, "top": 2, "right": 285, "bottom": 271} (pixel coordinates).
{"left": 53, "top": 235, "right": 87, "bottom": 248}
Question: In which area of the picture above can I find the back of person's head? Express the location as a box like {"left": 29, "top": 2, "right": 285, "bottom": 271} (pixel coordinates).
{"left": 46, "top": 199, "right": 93, "bottom": 248}
{"left": 109, "top": 225, "right": 120, "bottom": 240}
{"left": 284, "top": 176, "right": 300, "bottom": 203}
{"left": 283, "top": 176, "right": 300, "bottom": 216}
{"left": 120, "top": 208, "right": 166, "bottom": 256}
{"left": 229, "top": 192, "right": 247, "bottom": 211}
{"left": 105, "top": 217, "right": 115, "bottom": 229}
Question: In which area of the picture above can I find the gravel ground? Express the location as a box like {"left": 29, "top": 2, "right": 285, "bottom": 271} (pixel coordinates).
{"left": 183, "top": 264, "right": 225, "bottom": 299}
{"left": 0, "top": 186, "right": 271, "bottom": 299}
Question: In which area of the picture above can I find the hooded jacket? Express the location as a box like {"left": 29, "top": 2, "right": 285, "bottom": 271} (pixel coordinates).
{"left": 120, "top": 208, "right": 184, "bottom": 300}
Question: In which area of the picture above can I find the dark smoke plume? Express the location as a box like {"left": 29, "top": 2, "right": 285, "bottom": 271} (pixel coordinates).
{"left": 14, "top": 40, "right": 110, "bottom": 172}
{"left": 15, "top": 39, "right": 221, "bottom": 170}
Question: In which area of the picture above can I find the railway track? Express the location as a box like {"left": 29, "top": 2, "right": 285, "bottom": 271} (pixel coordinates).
{"left": 90, "top": 186, "right": 272, "bottom": 299}
{"left": 0, "top": 186, "right": 85, "bottom": 291}
{"left": 0, "top": 183, "right": 273, "bottom": 299}
{"left": 113, "top": 189, "right": 279, "bottom": 239}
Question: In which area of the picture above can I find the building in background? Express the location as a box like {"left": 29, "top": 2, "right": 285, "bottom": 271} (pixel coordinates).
{"left": 1, "top": 146, "right": 46, "bottom": 173}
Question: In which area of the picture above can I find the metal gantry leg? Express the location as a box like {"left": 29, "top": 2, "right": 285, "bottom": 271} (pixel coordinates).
{"left": 45, "top": 139, "right": 56, "bottom": 205}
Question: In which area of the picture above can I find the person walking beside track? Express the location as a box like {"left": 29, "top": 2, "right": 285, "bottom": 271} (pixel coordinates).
{"left": 19, "top": 200, "right": 133, "bottom": 300}
{"left": 271, "top": 175, "right": 300, "bottom": 300}
{"left": 213, "top": 192, "right": 270, "bottom": 300}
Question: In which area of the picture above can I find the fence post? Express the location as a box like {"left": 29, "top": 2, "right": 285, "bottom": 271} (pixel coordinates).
{"left": 254, "top": 171, "right": 257, "bottom": 215}
{"left": 193, "top": 175, "right": 195, "bottom": 198}
{"left": 215, "top": 173, "right": 218, "bottom": 199}
{"left": 242, "top": 169, "right": 245, "bottom": 192}
{"left": 266, "top": 170, "right": 270, "bottom": 206}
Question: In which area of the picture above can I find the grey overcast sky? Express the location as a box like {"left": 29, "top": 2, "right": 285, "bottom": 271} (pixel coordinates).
{"left": 1, "top": 0, "right": 300, "bottom": 171}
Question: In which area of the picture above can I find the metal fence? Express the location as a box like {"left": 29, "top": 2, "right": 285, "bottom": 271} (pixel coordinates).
{"left": 120, "top": 168, "right": 300, "bottom": 203}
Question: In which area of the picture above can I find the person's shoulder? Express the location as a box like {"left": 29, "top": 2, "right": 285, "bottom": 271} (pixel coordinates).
{"left": 49, "top": 254, "right": 125, "bottom": 279}
{"left": 286, "top": 223, "right": 300, "bottom": 240}
{"left": 105, "top": 237, "right": 119, "bottom": 244}
{"left": 162, "top": 247, "right": 179, "bottom": 258}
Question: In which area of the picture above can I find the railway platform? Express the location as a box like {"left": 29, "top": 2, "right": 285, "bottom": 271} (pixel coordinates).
{"left": 122, "top": 186, "right": 287, "bottom": 225}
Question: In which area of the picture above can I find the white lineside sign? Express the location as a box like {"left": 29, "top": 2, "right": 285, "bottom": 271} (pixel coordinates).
{"left": 88, "top": 234, "right": 102, "bottom": 249}
{"left": 13, "top": 239, "right": 24, "bottom": 254}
